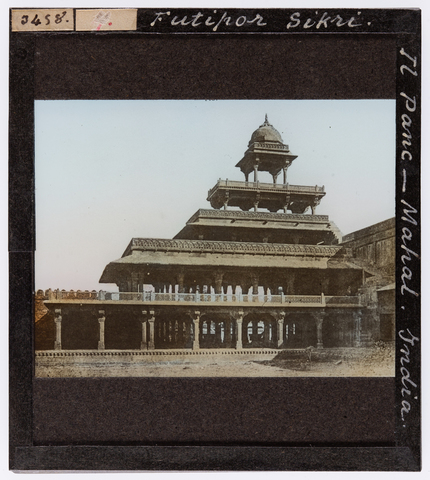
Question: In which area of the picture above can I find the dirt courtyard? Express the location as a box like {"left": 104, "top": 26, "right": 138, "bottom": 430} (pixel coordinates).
{"left": 36, "top": 344, "right": 394, "bottom": 378}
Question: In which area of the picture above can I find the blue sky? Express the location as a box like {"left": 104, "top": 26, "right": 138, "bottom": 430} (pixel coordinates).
{"left": 35, "top": 100, "right": 395, "bottom": 291}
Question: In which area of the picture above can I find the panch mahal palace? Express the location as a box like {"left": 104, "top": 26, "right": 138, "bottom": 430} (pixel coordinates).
{"left": 35, "top": 116, "right": 395, "bottom": 357}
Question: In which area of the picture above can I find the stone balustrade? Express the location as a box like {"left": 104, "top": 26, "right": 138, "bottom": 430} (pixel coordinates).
{"left": 207, "top": 179, "right": 325, "bottom": 199}
{"left": 43, "top": 290, "right": 360, "bottom": 306}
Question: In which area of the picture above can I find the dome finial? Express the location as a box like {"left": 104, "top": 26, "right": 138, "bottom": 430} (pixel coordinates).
{"left": 261, "top": 114, "right": 271, "bottom": 127}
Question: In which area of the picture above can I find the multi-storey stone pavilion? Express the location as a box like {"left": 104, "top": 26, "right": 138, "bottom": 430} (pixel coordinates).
{"left": 37, "top": 116, "right": 392, "bottom": 355}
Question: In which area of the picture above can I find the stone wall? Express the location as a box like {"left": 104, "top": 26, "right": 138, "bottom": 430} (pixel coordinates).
{"left": 341, "top": 218, "right": 395, "bottom": 278}
{"left": 35, "top": 290, "right": 49, "bottom": 323}
{"left": 341, "top": 218, "right": 395, "bottom": 342}
{"left": 35, "top": 290, "right": 55, "bottom": 350}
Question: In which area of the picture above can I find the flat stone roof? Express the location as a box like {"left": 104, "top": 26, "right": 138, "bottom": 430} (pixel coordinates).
{"left": 100, "top": 239, "right": 361, "bottom": 283}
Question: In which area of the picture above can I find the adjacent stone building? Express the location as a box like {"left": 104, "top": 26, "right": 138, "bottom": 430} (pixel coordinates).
{"left": 341, "top": 218, "right": 395, "bottom": 344}
{"left": 36, "top": 116, "right": 395, "bottom": 355}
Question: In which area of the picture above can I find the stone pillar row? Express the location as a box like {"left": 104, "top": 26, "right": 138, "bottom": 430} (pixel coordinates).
{"left": 140, "top": 310, "right": 245, "bottom": 351}
{"left": 140, "top": 280, "right": 297, "bottom": 296}
{"left": 51, "top": 308, "right": 358, "bottom": 351}
{"left": 125, "top": 268, "right": 305, "bottom": 298}
{"left": 243, "top": 161, "right": 289, "bottom": 185}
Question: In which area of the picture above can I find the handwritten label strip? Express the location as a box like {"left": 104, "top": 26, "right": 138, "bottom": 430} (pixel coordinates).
{"left": 11, "top": 9, "right": 74, "bottom": 32}
{"left": 76, "top": 9, "right": 137, "bottom": 31}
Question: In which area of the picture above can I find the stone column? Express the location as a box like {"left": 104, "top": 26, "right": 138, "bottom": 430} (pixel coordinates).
{"left": 162, "top": 320, "right": 167, "bottom": 344}
{"left": 148, "top": 310, "right": 155, "bottom": 350}
{"left": 223, "top": 192, "right": 229, "bottom": 210}
{"left": 286, "top": 272, "right": 296, "bottom": 295}
{"left": 214, "top": 271, "right": 224, "bottom": 295}
{"left": 235, "top": 311, "right": 244, "bottom": 350}
{"left": 283, "top": 195, "right": 291, "bottom": 213}
{"left": 253, "top": 194, "right": 260, "bottom": 212}
{"left": 276, "top": 312, "right": 285, "bottom": 348}
{"left": 131, "top": 272, "right": 139, "bottom": 292}
{"left": 353, "top": 310, "right": 362, "bottom": 347}
{"left": 311, "top": 197, "right": 321, "bottom": 216}
{"left": 188, "top": 321, "right": 193, "bottom": 348}
{"left": 254, "top": 161, "right": 259, "bottom": 182}
{"left": 192, "top": 311, "right": 200, "bottom": 350}
{"left": 54, "top": 308, "right": 62, "bottom": 350}
{"left": 177, "top": 272, "right": 185, "bottom": 294}
{"left": 240, "top": 283, "right": 250, "bottom": 299}
{"left": 251, "top": 319, "right": 257, "bottom": 343}
{"left": 283, "top": 165, "right": 289, "bottom": 184}
{"left": 263, "top": 319, "right": 270, "bottom": 345}
{"left": 313, "top": 311, "right": 325, "bottom": 349}
{"left": 98, "top": 310, "right": 105, "bottom": 350}
{"left": 225, "top": 319, "right": 232, "bottom": 347}
{"left": 251, "top": 273, "right": 259, "bottom": 297}
{"left": 141, "top": 310, "right": 148, "bottom": 350}
{"left": 321, "top": 275, "right": 330, "bottom": 296}
{"left": 215, "top": 321, "right": 222, "bottom": 346}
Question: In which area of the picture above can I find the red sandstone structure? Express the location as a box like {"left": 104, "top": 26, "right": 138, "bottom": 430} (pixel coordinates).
{"left": 35, "top": 116, "right": 395, "bottom": 358}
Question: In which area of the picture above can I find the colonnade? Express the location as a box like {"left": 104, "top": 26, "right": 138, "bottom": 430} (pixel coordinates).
{"left": 242, "top": 158, "right": 290, "bottom": 185}
{"left": 50, "top": 307, "right": 364, "bottom": 351}
{"left": 118, "top": 269, "right": 354, "bottom": 298}
{"left": 122, "top": 270, "right": 311, "bottom": 297}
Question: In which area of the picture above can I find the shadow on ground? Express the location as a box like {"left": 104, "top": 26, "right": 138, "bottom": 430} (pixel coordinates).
{"left": 256, "top": 342, "right": 395, "bottom": 373}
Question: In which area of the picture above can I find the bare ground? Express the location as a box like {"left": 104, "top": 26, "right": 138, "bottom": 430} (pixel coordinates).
{"left": 36, "top": 344, "right": 394, "bottom": 378}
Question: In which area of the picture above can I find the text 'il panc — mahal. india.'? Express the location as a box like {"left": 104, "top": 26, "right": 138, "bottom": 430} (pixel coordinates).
{"left": 35, "top": 115, "right": 395, "bottom": 364}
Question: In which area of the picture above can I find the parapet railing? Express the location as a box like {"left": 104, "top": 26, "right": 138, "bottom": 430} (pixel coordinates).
{"left": 43, "top": 290, "right": 360, "bottom": 306}
{"left": 207, "top": 179, "right": 325, "bottom": 199}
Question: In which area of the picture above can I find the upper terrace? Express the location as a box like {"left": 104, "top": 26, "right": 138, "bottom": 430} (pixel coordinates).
{"left": 207, "top": 179, "right": 326, "bottom": 214}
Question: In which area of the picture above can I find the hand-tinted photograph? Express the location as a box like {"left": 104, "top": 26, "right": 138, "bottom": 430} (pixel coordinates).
{"left": 34, "top": 99, "right": 395, "bottom": 378}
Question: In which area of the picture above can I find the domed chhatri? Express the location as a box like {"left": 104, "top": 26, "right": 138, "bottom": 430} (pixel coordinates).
{"left": 207, "top": 115, "right": 325, "bottom": 214}
{"left": 248, "top": 114, "right": 284, "bottom": 146}
{"left": 236, "top": 115, "right": 298, "bottom": 184}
